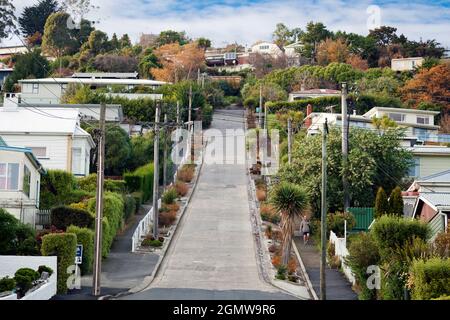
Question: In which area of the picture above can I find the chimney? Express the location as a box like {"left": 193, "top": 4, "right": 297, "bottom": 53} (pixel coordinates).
{"left": 305, "top": 104, "right": 313, "bottom": 128}
{"left": 2, "top": 93, "right": 20, "bottom": 111}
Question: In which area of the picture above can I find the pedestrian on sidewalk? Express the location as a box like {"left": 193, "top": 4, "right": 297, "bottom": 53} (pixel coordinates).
{"left": 300, "top": 215, "right": 311, "bottom": 245}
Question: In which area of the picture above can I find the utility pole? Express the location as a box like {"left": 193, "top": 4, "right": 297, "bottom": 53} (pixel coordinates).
{"left": 259, "top": 84, "right": 263, "bottom": 128}
{"left": 341, "top": 82, "right": 350, "bottom": 212}
{"left": 320, "top": 119, "right": 328, "bottom": 301}
{"left": 287, "top": 118, "right": 292, "bottom": 165}
{"left": 264, "top": 100, "right": 268, "bottom": 130}
{"left": 92, "top": 103, "right": 106, "bottom": 297}
{"left": 188, "top": 85, "right": 194, "bottom": 163}
{"left": 176, "top": 101, "right": 181, "bottom": 127}
{"left": 163, "top": 113, "right": 168, "bottom": 191}
{"left": 152, "top": 101, "right": 161, "bottom": 239}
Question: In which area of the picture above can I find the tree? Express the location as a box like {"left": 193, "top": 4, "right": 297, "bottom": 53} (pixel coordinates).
{"left": 272, "top": 23, "right": 292, "bottom": 48}
{"left": 389, "top": 186, "right": 404, "bottom": 217}
{"left": 346, "top": 54, "right": 369, "bottom": 71}
{"left": 119, "top": 34, "right": 131, "bottom": 48}
{"left": 4, "top": 49, "right": 50, "bottom": 92}
{"left": 374, "top": 187, "right": 389, "bottom": 218}
{"left": 155, "top": 30, "right": 189, "bottom": 47}
{"left": 400, "top": 63, "right": 450, "bottom": 110}
{"left": 316, "top": 38, "right": 350, "bottom": 66}
{"left": 139, "top": 48, "right": 161, "bottom": 79}
{"left": 87, "top": 30, "right": 110, "bottom": 55}
{"left": 270, "top": 182, "right": 309, "bottom": 265}
{"left": 0, "top": 0, "right": 16, "bottom": 39}
{"left": 18, "top": 0, "right": 59, "bottom": 38}
{"left": 371, "top": 115, "right": 398, "bottom": 130}
{"left": 196, "top": 37, "right": 211, "bottom": 49}
{"left": 92, "top": 54, "right": 138, "bottom": 73}
{"left": 299, "top": 21, "right": 332, "bottom": 61}
{"left": 368, "top": 26, "right": 399, "bottom": 47}
{"left": 249, "top": 52, "right": 288, "bottom": 78}
{"left": 110, "top": 33, "right": 120, "bottom": 50}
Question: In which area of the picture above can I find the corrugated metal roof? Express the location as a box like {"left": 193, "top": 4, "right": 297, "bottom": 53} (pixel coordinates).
{"left": 409, "top": 146, "right": 450, "bottom": 155}
{"left": 19, "top": 78, "right": 166, "bottom": 86}
{"left": 0, "top": 107, "right": 79, "bottom": 134}
{"left": 420, "top": 192, "right": 450, "bottom": 208}
{"left": 71, "top": 72, "right": 138, "bottom": 79}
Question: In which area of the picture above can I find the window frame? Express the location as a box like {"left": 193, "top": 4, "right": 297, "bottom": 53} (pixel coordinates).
{"left": 23, "top": 165, "right": 31, "bottom": 198}
{"left": 416, "top": 116, "right": 430, "bottom": 125}
{"left": 0, "top": 163, "right": 20, "bottom": 191}
{"left": 388, "top": 113, "right": 406, "bottom": 122}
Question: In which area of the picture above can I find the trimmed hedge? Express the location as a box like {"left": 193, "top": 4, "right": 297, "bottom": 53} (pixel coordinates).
{"left": 78, "top": 174, "right": 127, "bottom": 193}
{"left": 131, "top": 191, "right": 143, "bottom": 213}
{"left": 40, "top": 170, "right": 77, "bottom": 209}
{"left": 41, "top": 233, "right": 77, "bottom": 294}
{"left": 124, "top": 163, "right": 154, "bottom": 202}
{"left": 409, "top": 258, "right": 450, "bottom": 300}
{"left": 14, "top": 268, "right": 40, "bottom": 297}
{"left": 51, "top": 205, "right": 94, "bottom": 230}
{"left": 265, "top": 94, "right": 403, "bottom": 115}
{"left": 123, "top": 195, "right": 136, "bottom": 222}
{"left": 66, "top": 225, "right": 94, "bottom": 275}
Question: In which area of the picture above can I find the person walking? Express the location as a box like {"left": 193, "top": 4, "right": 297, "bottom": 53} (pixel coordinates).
{"left": 300, "top": 215, "right": 311, "bottom": 245}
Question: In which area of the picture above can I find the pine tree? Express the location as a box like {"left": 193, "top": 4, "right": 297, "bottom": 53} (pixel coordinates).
{"left": 389, "top": 186, "right": 404, "bottom": 217}
{"left": 374, "top": 187, "right": 389, "bottom": 218}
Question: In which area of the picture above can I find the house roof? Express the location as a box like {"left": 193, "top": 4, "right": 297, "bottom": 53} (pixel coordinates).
{"left": 0, "top": 137, "right": 45, "bottom": 174}
{"left": 419, "top": 169, "right": 450, "bottom": 183}
{"left": 418, "top": 192, "right": 450, "bottom": 210}
{"left": 363, "top": 107, "right": 440, "bottom": 117}
{"left": 18, "top": 78, "right": 166, "bottom": 86}
{"left": 291, "top": 89, "right": 340, "bottom": 95}
{"left": 0, "top": 107, "right": 80, "bottom": 134}
{"left": 71, "top": 72, "right": 139, "bottom": 79}
{"left": 409, "top": 146, "right": 450, "bottom": 156}
{"left": 22, "top": 104, "right": 124, "bottom": 122}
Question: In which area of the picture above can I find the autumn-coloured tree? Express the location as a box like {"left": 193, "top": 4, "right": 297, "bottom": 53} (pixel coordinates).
{"left": 316, "top": 38, "right": 350, "bottom": 66}
{"left": 400, "top": 63, "right": 450, "bottom": 111}
{"left": 346, "top": 54, "right": 369, "bottom": 70}
{"left": 151, "top": 42, "right": 205, "bottom": 82}
{"left": 249, "top": 52, "right": 288, "bottom": 78}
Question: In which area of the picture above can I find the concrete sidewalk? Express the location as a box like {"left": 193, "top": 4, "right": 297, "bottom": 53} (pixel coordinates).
{"left": 53, "top": 205, "right": 160, "bottom": 300}
{"left": 293, "top": 238, "right": 358, "bottom": 300}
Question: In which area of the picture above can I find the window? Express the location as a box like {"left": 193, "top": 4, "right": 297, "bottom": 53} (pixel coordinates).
{"left": 417, "top": 116, "right": 430, "bottom": 125}
{"left": 23, "top": 165, "right": 31, "bottom": 198}
{"left": 259, "top": 45, "right": 269, "bottom": 50}
{"left": 414, "top": 127, "right": 429, "bottom": 139}
{"left": 388, "top": 113, "right": 405, "bottom": 122}
{"left": 72, "top": 148, "right": 82, "bottom": 175}
{"left": 0, "top": 163, "right": 19, "bottom": 190}
{"left": 408, "top": 157, "right": 420, "bottom": 177}
{"left": 27, "top": 147, "right": 47, "bottom": 159}
{"left": 32, "top": 83, "right": 39, "bottom": 94}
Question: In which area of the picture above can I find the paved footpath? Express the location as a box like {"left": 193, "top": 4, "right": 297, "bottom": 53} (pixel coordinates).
{"left": 294, "top": 238, "right": 358, "bottom": 300}
{"left": 122, "top": 109, "right": 294, "bottom": 300}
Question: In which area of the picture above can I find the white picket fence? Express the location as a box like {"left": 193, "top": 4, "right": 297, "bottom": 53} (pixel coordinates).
{"left": 329, "top": 230, "right": 356, "bottom": 285}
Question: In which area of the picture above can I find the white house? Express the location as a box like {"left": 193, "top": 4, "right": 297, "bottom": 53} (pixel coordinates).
{"left": 250, "top": 41, "right": 283, "bottom": 57}
{"left": 407, "top": 146, "right": 450, "bottom": 179}
{"left": 30, "top": 104, "right": 124, "bottom": 123}
{"left": 0, "top": 137, "right": 45, "bottom": 224}
{"left": 18, "top": 77, "right": 167, "bottom": 104}
{"left": 288, "top": 89, "right": 341, "bottom": 102}
{"left": 0, "top": 94, "right": 94, "bottom": 177}
{"left": 391, "top": 57, "right": 424, "bottom": 71}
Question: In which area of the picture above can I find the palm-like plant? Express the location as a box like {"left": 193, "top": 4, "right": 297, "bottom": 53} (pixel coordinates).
{"left": 270, "top": 182, "right": 309, "bottom": 266}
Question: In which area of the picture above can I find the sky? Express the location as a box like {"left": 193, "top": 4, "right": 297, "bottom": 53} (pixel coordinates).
{"left": 5, "top": 0, "right": 450, "bottom": 48}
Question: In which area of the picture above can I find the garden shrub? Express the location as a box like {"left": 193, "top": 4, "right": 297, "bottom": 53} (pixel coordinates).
{"left": 51, "top": 205, "right": 94, "bottom": 230}
{"left": 66, "top": 225, "right": 94, "bottom": 275}
{"left": 159, "top": 210, "right": 177, "bottom": 226}
{"left": 79, "top": 174, "right": 127, "bottom": 194}
{"left": 276, "top": 265, "right": 287, "bottom": 280}
{"left": 162, "top": 187, "right": 178, "bottom": 205}
{"left": 105, "top": 179, "right": 127, "bottom": 193}
{"left": 433, "top": 231, "right": 450, "bottom": 258}
{"left": 40, "top": 170, "right": 77, "bottom": 209}
{"left": 177, "top": 164, "right": 195, "bottom": 183}
{"left": 174, "top": 181, "right": 189, "bottom": 197}
{"left": 0, "top": 276, "right": 16, "bottom": 293}
{"left": 409, "top": 258, "right": 450, "bottom": 300}
{"left": 14, "top": 268, "right": 40, "bottom": 297}
{"left": 327, "top": 212, "right": 356, "bottom": 237}
{"left": 37, "top": 265, "right": 54, "bottom": 277}
{"left": 124, "top": 163, "right": 154, "bottom": 202}
{"left": 346, "top": 232, "right": 381, "bottom": 300}
{"left": 260, "top": 204, "right": 280, "bottom": 224}
{"left": 141, "top": 238, "right": 163, "bottom": 247}
{"left": 41, "top": 233, "right": 77, "bottom": 294}
{"left": 0, "top": 209, "right": 38, "bottom": 255}
{"left": 131, "top": 191, "right": 143, "bottom": 213}
{"left": 123, "top": 195, "right": 136, "bottom": 222}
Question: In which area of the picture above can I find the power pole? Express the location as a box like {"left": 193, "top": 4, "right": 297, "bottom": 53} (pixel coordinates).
{"left": 188, "top": 85, "right": 194, "bottom": 163}
{"left": 152, "top": 101, "right": 161, "bottom": 239}
{"left": 176, "top": 101, "right": 181, "bottom": 127}
{"left": 287, "top": 118, "right": 292, "bottom": 165}
{"left": 264, "top": 99, "right": 268, "bottom": 130}
{"left": 163, "top": 113, "right": 168, "bottom": 191}
{"left": 341, "top": 82, "right": 350, "bottom": 212}
{"left": 320, "top": 119, "right": 328, "bottom": 301}
{"left": 259, "top": 84, "right": 263, "bottom": 128}
{"left": 92, "top": 103, "right": 106, "bottom": 297}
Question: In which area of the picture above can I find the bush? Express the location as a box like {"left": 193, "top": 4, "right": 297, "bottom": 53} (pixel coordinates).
{"left": 0, "top": 209, "right": 38, "bottom": 255}
{"left": 174, "top": 181, "right": 189, "bottom": 197}
{"left": 123, "top": 195, "right": 136, "bottom": 222}
{"left": 0, "top": 276, "right": 16, "bottom": 293}
{"left": 409, "top": 258, "right": 450, "bottom": 300}
{"left": 124, "top": 163, "right": 154, "bottom": 202}
{"left": 66, "top": 225, "right": 94, "bottom": 275}
{"left": 327, "top": 212, "right": 356, "bottom": 237}
{"left": 14, "top": 268, "right": 40, "bottom": 297}
{"left": 375, "top": 187, "right": 389, "bottom": 218}
{"left": 260, "top": 203, "right": 280, "bottom": 224}
{"left": 371, "top": 215, "right": 429, "bottom": 258}
{"left": 346, "top": 232, "right": 381, "bottom": 300}
{"left": 37, "top": 265, "right": 54, "bottom": 277}
{"left": 389, "top": 186, "right": 404, "bottom": 217}
{"left": 159, "top": 210, "right": 178, "bottom": 226}
{"left": 141, "top": 238, "right": 163, "bottom": 247}
{"left": 51, "top": 205, "right": 94, "bottom": 230}
{"left": 131, "top": 191, "right": 143, "bottom": 213}
{"left": 433, "top": 230, "right": 450, "bottom": 258}
{"left": 256, "top": 189, "right": 267, "bottom": 202}
{"left": 106, "top": 179, "right": 127, "bottom": 193}
{"left": 39, "top": 170, "right": 77, "bottom": 209}
{"left": 177, "top": 164, "right": 195, "bottom": 183}
{"left": 162, "top": 187, "right": 178, "bottom": 205}
{"left": 41, "top": 233, "right": 77, "bottom": 294}
{"left": 276, "top": 265, "right": 287, "bottom": 280}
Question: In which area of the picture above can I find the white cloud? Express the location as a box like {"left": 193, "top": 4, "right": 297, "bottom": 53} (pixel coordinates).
{"left": 4, "top": 0, "right": 450, "bottom": 48}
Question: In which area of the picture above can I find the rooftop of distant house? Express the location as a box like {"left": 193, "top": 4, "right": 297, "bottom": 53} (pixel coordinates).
{"left": 71, "top": 72, "right": 139, "bottom": 79}
{"left": 18, "top": 77, "right": 167, "bottom": 86}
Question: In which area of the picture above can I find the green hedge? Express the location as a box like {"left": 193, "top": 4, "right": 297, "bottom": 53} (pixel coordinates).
{"left": 78, "top": 174, "right": 126, "bottom": 193}
{"left": 131, "top": 191, "right": 143, "bottom": 213}
{"left": 123, "top": 195, "right": 136, "bottom": 222}
{"left": 40, "top": 170, "right": 78, "bottom": 209}
{"left": 124, "top": 163, "right": 154, "bottom": 202}
{"left": 51, "top": 205, "right": 94, "bottom": 230}
{"left": 41, "top": 233, "right": 77, "bottom": 294}
{"left": 410, "top": 258, "right": 450, "bottom": 300}
{"left": 265, "top": 94, "right": 403, "bottom": 115}
{"left": 87, "top": 192, "right": 124, "bottom": 257}
{"left": 66, "top": 225, "right": 94, "bottom": 275}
